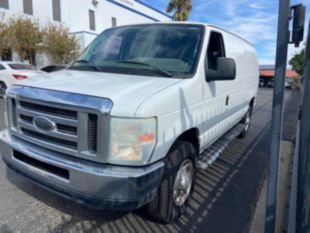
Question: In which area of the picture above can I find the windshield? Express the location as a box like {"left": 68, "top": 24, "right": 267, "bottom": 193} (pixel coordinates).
{"left": 9, "top": 63, "right": 35, "bottom": 70}
{"left": 71, "top": 24, "right": 204, "bottom": 78}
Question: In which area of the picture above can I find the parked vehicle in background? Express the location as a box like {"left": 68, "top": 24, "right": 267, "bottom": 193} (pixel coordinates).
{"left": 285, "top": 80, "right": 292, "bottom": 89}
{"left": 41, "top": 64, "right": 66, "bottom": 73}
{"left": 259, "top": 79, "right": 265, "bottom": 87}
{"left": 268, "top": 79, "right": 275, "bottom": 88}
{"left": 0, "top": 62, "right": 45, "bottom": 99}
{"left": 267, "top": 79, "right": 292, "bottom": 89}
{"left": 0, "top": 23, "right": 259, "bottom": 223}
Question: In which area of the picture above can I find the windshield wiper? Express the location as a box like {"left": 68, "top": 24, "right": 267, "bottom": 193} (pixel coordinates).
{"left": 116, "top": 60, "right": 173, "bottom": 77}
{"left": 71, "top": 59, "right": 100, "bottom": 71}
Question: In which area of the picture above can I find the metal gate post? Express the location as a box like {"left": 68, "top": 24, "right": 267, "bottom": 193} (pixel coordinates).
{"left": 297, "top": 21, "right": 310, "bottom": 233}
{"left": 264, "top": 0, "right": 291, "bottom": 232}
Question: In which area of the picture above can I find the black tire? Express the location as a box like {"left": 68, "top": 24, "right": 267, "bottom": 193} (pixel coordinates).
{"left": 146, "top": 141, "right": 197, "bottom": 223}
{"left": 0, "top": 82, "right": 7, "bottom": 99}
{"left": 239, "top": 106, "right": 252, "bottom": 138}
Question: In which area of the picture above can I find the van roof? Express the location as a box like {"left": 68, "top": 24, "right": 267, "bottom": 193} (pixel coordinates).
{"left": 121, "top": 21, "right": 255, "bottom": 48}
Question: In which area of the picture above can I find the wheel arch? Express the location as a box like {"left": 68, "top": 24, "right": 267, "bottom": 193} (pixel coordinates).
{"left": 249, "top": 97, "right": 255, "bottom": 114}
{"left": 250, "top": 97, "right": 255, "bottom": 108}
{"left": 167, "top": 128, "right": 200, "bottom": 157}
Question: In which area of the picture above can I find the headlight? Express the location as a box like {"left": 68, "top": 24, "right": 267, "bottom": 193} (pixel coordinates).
{"left": 109, "top": 117, "right": 156, "bottom": 165}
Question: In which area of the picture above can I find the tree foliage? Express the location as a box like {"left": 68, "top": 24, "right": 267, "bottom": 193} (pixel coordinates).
{"left": 42, "top": 24, "right": 79, "bottom": 64}
{"left": 0, "top": 22, "right": 10, "bottom": 57}
{"left": 0, "top": 17, "right": 79, "bottom": 65}
{"left": 7, "top": 17, "right": 42, "bottom": 65}
{"left": 166, "top": 0, "right": 192, "bottom": 21}
{"left": 289, "top": 49, "right": 305, "bottom": 76}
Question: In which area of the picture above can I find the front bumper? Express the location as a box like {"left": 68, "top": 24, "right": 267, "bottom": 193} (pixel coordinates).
{"left": 0, "top": 130, "right": 165, "bottom": 210}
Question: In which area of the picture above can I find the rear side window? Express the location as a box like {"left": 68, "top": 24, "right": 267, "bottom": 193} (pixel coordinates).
{"left": 8, "top": 64, "right": 34, "bottom": 70}
{"left": 206, "top": 31, "right": 225, "bottom": 70}
{"left": 0, "top": 64, "right": 5, "bottom": 70}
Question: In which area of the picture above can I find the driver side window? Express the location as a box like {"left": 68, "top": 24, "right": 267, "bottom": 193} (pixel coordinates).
{"left": 206, "top": 31, "right": 225, "bottom": 70}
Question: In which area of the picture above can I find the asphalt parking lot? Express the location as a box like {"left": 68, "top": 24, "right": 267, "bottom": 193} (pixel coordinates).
{"left": 0, "top": 88, "right": 292, "bottom": 233}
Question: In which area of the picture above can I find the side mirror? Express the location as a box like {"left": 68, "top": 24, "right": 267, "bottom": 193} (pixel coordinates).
{"left": 291, "top": 4, "right": 305, "bottom": 47}
{"left": 206, "top": 57, "right": 236, "bottom": 82}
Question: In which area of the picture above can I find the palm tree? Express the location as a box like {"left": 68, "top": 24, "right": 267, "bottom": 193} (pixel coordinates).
{"left": 166, "top": 0, "right": 192, "bottom": 21}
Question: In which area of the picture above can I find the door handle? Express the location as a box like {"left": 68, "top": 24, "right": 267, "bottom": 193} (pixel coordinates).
{"left": 226, "top": 95, "right": 229, "bottom": 106}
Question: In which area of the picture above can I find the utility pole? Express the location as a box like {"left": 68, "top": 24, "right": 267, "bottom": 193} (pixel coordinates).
{"left": 264, "top": 1, "right": 305, "bottom": 232}
{"left": 264, "top": 0, "right": 290, "bottom": 232}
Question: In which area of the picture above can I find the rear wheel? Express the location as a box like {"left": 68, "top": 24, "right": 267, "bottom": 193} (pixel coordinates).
{"left": 0, "top": 82, "right": 7, "bottom": 99}
{"left": 146, "top": 141, "right": 197, "bottom": 223}
{"left": 239, "top": 106, "right": 252, "bottom": 138}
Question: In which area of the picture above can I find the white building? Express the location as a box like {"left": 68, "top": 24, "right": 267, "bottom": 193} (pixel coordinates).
{"left": 0, "top": 0, "right": 172, "bottom": 67}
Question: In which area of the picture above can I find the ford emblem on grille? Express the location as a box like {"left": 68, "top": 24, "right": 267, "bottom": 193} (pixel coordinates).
{"left": 33, "top": 116, "right": 56, "bottom": 132}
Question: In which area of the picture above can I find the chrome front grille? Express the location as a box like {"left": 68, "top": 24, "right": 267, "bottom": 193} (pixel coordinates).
{"left": 6, "top": 86, "right": 113, "bottom": 163}
{"left": 15, "top": 99, "right": 79, "bottom": 156}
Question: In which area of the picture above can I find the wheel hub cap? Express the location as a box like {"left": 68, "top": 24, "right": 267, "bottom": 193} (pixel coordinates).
{"left": 173, "top": 159, "right": 194, "bottom": 206}
{"left": 244, "top": 112, "right": 250, "bottom": 131}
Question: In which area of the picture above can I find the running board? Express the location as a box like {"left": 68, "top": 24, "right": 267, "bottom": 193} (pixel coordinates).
{"left": 197, "top": 123, "right": 245, "bottom": 170}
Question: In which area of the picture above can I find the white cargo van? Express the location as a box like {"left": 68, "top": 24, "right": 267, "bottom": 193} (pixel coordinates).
{"left": 0, "top": 22, "right": 258, "bottom": 223}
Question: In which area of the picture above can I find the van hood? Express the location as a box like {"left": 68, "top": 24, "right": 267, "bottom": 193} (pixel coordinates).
{"left": 15, "top": 70, "right": 181, "bottom": 117}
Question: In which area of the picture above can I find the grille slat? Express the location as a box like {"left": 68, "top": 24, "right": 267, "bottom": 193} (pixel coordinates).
{"left": 18, "top": 120, "right": 78, "bottom": 142}
{"left": 57, "top": 124, "right": 77, "bottom": 135}
{"left": 20, "top": 114, "right": 33, "bottom": 123}
{"left": 20, "top": 101, "right": 77, "bottom": 119}
{"left": 88, "top": 114, "right": 98, "bottom": 153}
{"left": 16, "top": 107, "right": 78, "bottom": 127}
{"left": 11, "top": 99, "right": 17, "bottom": 128}
{"left": 19, "top": 129, "right": 77, "bottom": 156}
{"left": 22, "top": 128, "right": 77, "bottom": 150}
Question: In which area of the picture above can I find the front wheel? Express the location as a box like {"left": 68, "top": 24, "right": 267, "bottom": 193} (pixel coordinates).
{"left": 0, "top": 82, "right": 7, "bottom": 99}
{"left": 146, "top": 141, "right": 197, "bottom": 223}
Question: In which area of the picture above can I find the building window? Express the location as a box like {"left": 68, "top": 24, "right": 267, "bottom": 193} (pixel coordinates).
{"left": 89, "top": 10, "right": 96, "bottom": 31}
{"left": 52, "top": 0, "right": 61, "bottom": 21}
{"left": 0, "top": 0, "right": 9, "bottom": 9}
{"left": 111, "top": 17, "right": 117, "bottom": 27}
{"left": 23, "top": 0, "right": 33, "bottom": 15}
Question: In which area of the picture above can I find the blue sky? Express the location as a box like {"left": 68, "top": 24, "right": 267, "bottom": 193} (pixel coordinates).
{"left": 141, "top": 0, "right": 310, "bottom": 65}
